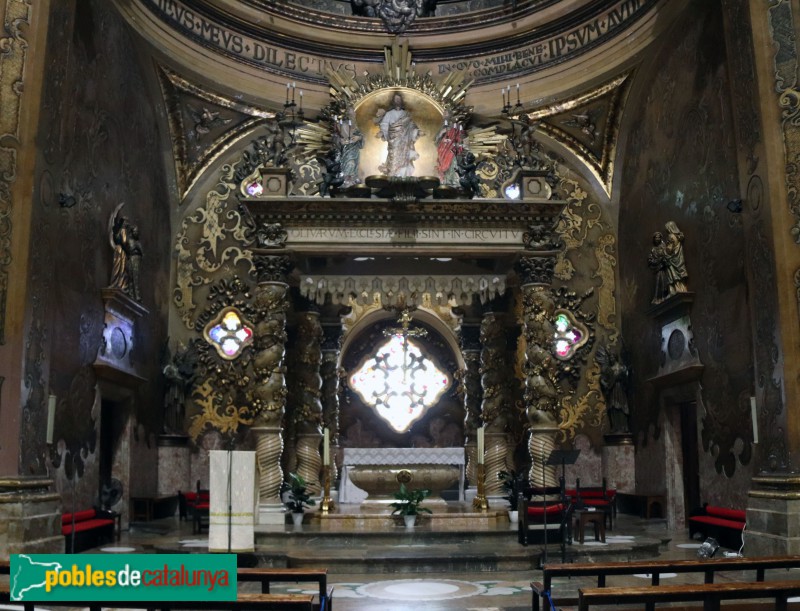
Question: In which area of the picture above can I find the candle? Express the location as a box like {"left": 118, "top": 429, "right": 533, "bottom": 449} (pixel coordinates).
{"left": 750, "top": 397, "right": 758, "bottom": 444}
{"left": 516, "top": 83, "right": 520, "bottom": 105}
{"left": 323, "top": 428, "right": 330, "bottom": 466}
{"left": 286, "top": 83, "right": 290, "bottom": 104}
{"left": 46, "top": 395, "right": 56, "bottom": 444}
{"left": 299, "top": 90, "right": 303, "bottom": 112}
{"left": 292, "top": 82, "right": 296, "bottom": 103}
{"left": 477, "top": 426, "right": 484, "bottom": 464}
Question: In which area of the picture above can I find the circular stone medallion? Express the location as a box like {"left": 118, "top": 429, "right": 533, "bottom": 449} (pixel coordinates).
{"left": 356, "top": 579, "right": 485, "bottom": 601}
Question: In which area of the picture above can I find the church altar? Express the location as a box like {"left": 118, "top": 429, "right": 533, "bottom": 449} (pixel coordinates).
{"left": 339, "top": 447, "right": 466, "bottom": 504}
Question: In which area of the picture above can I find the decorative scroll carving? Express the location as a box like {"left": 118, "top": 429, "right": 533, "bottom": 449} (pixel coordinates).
{"left": 0, "top": 0, "right": 32, "bottom": 344}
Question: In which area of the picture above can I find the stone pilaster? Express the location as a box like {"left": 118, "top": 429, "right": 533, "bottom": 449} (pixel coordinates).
{"left": 721, "top": 0, "right": 800, "bottom": 553}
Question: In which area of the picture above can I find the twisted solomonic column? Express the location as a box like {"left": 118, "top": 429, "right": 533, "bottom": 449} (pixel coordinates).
{"left": 460, "top": 339, "right": 482, "bottom": 488}
{"left": 320, "top": 323, "right": 342, "bottom": 484}
{"left": 480, "top": 310, "right": 513, "bottom": 496}
{"left": 250, "top": 252, "right": 292, "bottom": 523}
{"left": 292, "top": 310, "right": 324, "bottom": 495}
{"left": 518, "top": 254, "right": 562, "bottom": 488}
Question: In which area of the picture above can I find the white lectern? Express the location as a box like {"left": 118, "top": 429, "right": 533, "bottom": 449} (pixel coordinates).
{"left": 209, "top": 450, "right": 255, "bottom": 553}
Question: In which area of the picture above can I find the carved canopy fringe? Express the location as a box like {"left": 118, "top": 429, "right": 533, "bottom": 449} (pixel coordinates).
{"left": 299, "top": 274, "right": 506, "bottom": 306}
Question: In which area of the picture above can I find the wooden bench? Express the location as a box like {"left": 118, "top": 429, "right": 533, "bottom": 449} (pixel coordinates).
{"left": 1, "top": 592, "right": 315, "bottom": 611}
{"left": 62, "top": 508, "right": 119, "bottom": 552}
{"left": 532, "top": 555, "right": 800, "bottom": 611}
{"left": 578, "top": 579, "right": 800, "bottom": 610}
{"left": 690, "top": 503, "right": 746, "bottom": 550}
{"left": 238, "top": 567, "right": 332, "bottom": 611}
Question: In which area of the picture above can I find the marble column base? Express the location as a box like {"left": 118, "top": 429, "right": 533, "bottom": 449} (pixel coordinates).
{"left": 746, "top": 477, "right": 800, "bottom": 555}
{"left": 602, "top": 435, "right": 635, "bottom": 493}
{"left": 258, "top": 503, "right": 287, "bottom": 525}
{"left": 0, "top": 476, "right": 63, "bottom": 558}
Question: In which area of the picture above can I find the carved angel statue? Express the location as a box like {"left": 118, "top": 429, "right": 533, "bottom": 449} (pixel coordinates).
{"left": 162, "top": 341, "right": 199, "bottom": 433}
{"left": 457, "top": 151, "right": 481, "bottom": 198}
{"left": 596, "top": 343, "right": 631, "bottom": 434}
{"left": 563, "top": 111, "right": 599, "bottom": 144}
{"left": 317, "top": 148, "right": 345, "bottom": 197}
{"left": 188, "top": 105, "right": 231, "bottom": 140}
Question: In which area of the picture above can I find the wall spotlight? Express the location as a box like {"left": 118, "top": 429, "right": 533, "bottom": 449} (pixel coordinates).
{"left": 726, "top": 199, "right": 743, "bottom": 214}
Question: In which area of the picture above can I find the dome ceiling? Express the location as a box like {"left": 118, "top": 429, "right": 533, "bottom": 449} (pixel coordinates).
{"left": 116, "top": 0, "right": 686, "bottom": 113}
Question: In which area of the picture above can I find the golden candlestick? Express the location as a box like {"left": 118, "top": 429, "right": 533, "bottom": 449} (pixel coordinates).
{"left": 320, "top": 464, "right": 335, "bottom": 513}
{"left": 473, "top": 463, "right": 489, "bottom": 512}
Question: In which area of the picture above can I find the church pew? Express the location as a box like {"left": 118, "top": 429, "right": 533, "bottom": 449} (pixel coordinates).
{"left": 532, "top": 555, "right": 800, "bottom": 611}
{"left": 238, "top": 567, "right": 332, "bottom": 610}
{"left": 578, "top": 579, "right": 800, "bottom": 610}
{"left": 2, "top": 592, "right": 315, "bottom": 611}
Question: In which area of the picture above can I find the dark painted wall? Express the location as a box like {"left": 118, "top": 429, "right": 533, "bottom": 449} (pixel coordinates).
{"left": 22, "top": 0, "right": 171, "bottom": 510}
{"left": 619, "top": 1, "right": 754, "bottom": 507}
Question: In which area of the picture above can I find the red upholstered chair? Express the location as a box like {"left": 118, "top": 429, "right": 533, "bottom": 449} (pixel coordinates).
{"left": 518, "top": 485, "right": 570, "bottom": 546}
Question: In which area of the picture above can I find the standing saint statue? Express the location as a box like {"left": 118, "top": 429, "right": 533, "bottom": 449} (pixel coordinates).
{"left": 664, "top": 221, "right": 688, "bottom": 295}
{"left": 648, "top": 231, "right": 669, "bottom": 304}
{"left": 336, "top": 109, "right": 363, "bottom": 188}
{"left": 376, "top": 92, "right": 421, "bottom": 177}
{"left": 596, "top": 344, "right": 631, "bottom": 434}
{"left": 107, "top": 203, "right": 143, "bottom": 301}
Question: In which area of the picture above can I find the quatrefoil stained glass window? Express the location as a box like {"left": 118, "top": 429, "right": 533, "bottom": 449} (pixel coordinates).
{"left": 204, "top": 307, "right": 254, "bottom": 359}
{"left": 349, "top": 334, "right": 451, "bottom": 433}
{"left": 553, "top": 309, "right": 588, "bottom": 360}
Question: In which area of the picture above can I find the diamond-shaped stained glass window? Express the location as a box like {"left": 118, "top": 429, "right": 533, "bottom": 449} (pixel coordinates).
{"left": 349, "top": 334, "right": 450, "bottom": 433}
{"left": 204, "top": 307, "right": 254, "bottom": 359}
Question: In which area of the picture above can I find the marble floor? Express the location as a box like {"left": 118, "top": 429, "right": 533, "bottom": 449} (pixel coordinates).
{"left": 5, "top": 510, "right": 798, "bottom": 610}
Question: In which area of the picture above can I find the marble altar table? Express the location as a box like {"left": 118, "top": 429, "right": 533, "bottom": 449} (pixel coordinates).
{"left": 339, "top": 447, "right": 465, "bottom": 504}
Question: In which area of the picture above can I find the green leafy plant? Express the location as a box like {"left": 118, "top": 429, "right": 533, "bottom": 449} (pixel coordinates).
{"left": 283, "top": 473, "right": 316, "bottom": 513}
{"left": 498, "top": 469, "right": 525, "bottom": 510}
{"left": 390, "top": 483, "right": 432, "bottom": 516}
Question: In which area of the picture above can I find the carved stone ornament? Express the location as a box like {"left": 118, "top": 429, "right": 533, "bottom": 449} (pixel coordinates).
{"left": 516, "top": 256, "right": 555, "bottom": 286}
{"left": 351, "top": 0, "right": 438, "bottom": 34}
{"left": 254, "top": 253, "right": 293, "bottom": 283}
{"left": 523, "top": 223, "right": 564, "bottom": 251}
{"left": 255, "top": 223, "right": 288, "bottom": 249}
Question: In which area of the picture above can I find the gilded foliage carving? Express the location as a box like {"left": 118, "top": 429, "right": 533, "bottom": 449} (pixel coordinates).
{"left": 173, "top": 163, "right": 253, "bottom": 328}
{"left": 187, "top": 276, "right": 267, "bottom": 440}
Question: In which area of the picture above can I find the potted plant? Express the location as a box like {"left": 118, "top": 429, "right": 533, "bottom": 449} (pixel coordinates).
{"left": 499, "top": 470, "right": 524, "bottom": 523}
{"left": 390, "top": 483, "right": 432, "bottom": 528}
{"left": 283, "top": 472, "right": 316, "bottom": 526}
